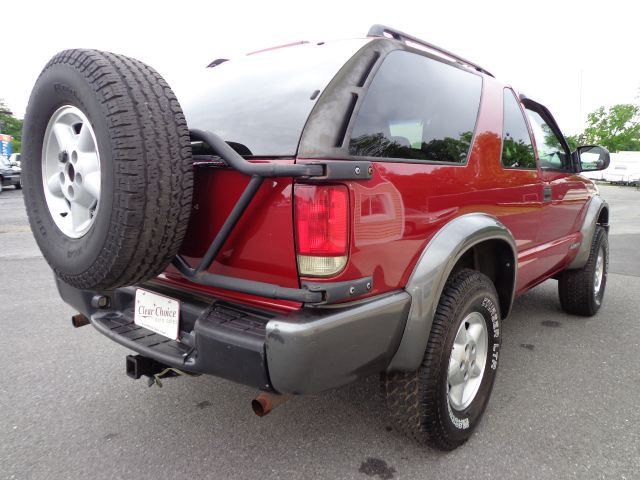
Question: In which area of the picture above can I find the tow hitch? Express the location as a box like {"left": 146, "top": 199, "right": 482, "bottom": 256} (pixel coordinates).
{"left": 126, "top": 355, "right": 197, "bottom": 387}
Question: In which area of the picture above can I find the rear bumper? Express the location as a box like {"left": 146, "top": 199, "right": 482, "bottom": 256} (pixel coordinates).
{"left": 56, "top": 278, "right": 411, "bottom": 394}
{"left": 1, "top": 174, "right": 20, "bottom": 186}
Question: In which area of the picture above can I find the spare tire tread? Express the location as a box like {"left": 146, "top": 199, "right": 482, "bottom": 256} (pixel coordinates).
{"left": 28, "top": 49, "right": 193, "bottom": 290}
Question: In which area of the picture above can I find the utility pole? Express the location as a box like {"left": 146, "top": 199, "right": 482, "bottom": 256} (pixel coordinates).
{"left": 578, "top": 69, "right": 584, "bottom": 133}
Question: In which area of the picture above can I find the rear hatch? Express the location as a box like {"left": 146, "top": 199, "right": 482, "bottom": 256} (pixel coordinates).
{"left": 159, "top": 40, "right": 369, "bottom": 311}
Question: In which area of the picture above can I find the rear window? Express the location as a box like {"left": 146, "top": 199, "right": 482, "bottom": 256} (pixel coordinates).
{"left": 182, "top": 40, "right": 369, "bottom": 157}
{"left": 349, "top": 50, "right": 482, "bottom": 163}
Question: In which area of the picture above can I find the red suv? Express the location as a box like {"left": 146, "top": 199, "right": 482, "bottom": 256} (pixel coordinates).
{"left": 22, "top": 25, "right": 610, "bottom": 450}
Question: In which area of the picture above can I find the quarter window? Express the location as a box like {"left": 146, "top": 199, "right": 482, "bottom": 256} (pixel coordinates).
{"left": 501, "top": 90, "right": 536, "bottom": 169}
{"left": 349, "top": 51, "right": 482, "bottom": 163}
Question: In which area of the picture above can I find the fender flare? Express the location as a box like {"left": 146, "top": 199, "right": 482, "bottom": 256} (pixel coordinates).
{"left": 568, "top": 196, "right": 609, "bottom": 269}
{"left": 387, "top": 213, "right": 517, "bottom": 372}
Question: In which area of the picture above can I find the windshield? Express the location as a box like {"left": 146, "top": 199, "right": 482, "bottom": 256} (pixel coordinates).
{"left": 182, "top": 39, "right": 369, "bottom": 157}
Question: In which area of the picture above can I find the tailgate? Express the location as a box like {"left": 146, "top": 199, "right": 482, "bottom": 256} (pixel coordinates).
{"left": 161, "top": 161, "right": 301, "bottom": 311}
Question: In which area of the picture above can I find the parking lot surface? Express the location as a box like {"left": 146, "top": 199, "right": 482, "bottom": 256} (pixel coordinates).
{"left": 1, "top": 184, "right": 638, "bottom": 480}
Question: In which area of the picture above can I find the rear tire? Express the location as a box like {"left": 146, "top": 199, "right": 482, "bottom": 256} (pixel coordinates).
{"left": 22, "top": 49, "right": 193, "bottom": 290}
{"left": 558, "top": 225, "right": 608, "bottom": 316}
{"left": 381, "top": 269, "right": 501, "bottom": 450}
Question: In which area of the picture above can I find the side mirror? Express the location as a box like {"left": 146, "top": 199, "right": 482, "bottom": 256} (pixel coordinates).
{"left": 576, "top": 145, "right": 610, "bottom": 172}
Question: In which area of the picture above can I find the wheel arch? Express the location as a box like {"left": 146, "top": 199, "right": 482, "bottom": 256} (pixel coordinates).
{"left": 568, "top": 196, "right": 609, "bottom": 269}
{"left": 387, "top": 213, "right": 517, "bottom": 372}
{"left": 597, "top": 204, "right": 609, "bottom": 230}
{"left": 451, "top": 238, "right": 516, "bottom": 317}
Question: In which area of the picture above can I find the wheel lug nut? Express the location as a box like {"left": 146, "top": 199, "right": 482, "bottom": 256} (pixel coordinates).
{"left": 59, "top": 150, "right": 69, "bottom": 163}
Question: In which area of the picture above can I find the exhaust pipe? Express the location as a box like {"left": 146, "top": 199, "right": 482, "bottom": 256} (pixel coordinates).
{"left": 251, "top": 392, "right": 292, "bottom": 417}
{"left": 71, "top": 313, "right": 90, "bottom": 328}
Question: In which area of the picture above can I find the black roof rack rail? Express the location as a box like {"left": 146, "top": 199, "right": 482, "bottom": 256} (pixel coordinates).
{"left": 367, "top": 24, "right": 494, "bottom": 78}
{"left": 207, "top": 58, "right": 229, "bottom": 68}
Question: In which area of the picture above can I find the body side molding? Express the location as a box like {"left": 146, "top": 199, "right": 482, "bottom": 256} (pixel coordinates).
{"left": 387, "top": 213, "right": 517, "bottom": 372}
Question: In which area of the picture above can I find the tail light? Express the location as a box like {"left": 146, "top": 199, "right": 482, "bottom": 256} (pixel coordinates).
{"left": 294, "top": 184, "right": 349, "bottom": 277}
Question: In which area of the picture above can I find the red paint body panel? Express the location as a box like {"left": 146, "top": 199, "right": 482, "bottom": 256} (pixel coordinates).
{"left": 162, "top": 160, "right": 301, "bottom": 312}
{"left": 159, "top": 62, "right": 597, "bottom": 311}
{"left": 297, "top": 75, "right": 595, "bottom": 299}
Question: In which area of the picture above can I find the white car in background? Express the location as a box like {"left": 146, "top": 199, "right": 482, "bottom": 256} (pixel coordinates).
{"left": 584, "top": 151, "right": 640, "bottom": 184}
{"left": 604, "top": 152, "right": 640, "bottom": 184}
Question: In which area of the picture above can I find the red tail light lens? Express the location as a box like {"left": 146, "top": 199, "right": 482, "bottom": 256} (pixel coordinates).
{"left": 294, "top": 184, "right": 349, "bottom": 277}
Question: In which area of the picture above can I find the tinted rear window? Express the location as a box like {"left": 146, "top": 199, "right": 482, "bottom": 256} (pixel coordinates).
{"left": 182, "top": 40, "right": 368, "bottom": 157}
{"left": 349, "top": 50, "right": 482, "bottom": 163}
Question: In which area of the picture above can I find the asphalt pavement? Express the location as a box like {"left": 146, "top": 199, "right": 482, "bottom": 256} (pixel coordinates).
{"left": 1, "top": 184, "right": 639, "bottom": 480}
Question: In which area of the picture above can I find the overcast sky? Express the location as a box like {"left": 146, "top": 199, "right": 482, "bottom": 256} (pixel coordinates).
{"left": 1, "top": 0, "right": 638, "bottom": 136}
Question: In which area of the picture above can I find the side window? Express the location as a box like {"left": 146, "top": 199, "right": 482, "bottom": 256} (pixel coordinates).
{"left": 349, "top": 51, "right": 482, "bottom": 163}
{"left": 526, "top": 109, "right": 569, "bottom": 170}
{"left": 501, "top": 90, "right": 536, "bottom": 169}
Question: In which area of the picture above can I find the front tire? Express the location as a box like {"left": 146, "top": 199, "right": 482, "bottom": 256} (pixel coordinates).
{"left": 558, "top": 225, "right": 608, "bottom": 316}
{"left": 381, "top": 269, "right": 501, "bottom": 450}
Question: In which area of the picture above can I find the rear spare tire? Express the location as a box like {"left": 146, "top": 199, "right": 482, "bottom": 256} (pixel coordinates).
{"left": 22, "top": 49, "right": 193, "bottom": 290}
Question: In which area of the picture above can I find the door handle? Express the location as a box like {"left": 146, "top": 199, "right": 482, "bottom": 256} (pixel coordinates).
{"left": 543, "top": 185, "right": 552, "bottom": 203}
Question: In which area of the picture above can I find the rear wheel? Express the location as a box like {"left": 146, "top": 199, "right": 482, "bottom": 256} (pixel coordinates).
{"left": 381, "top": 269, "right": 501, "bottom": 450}
{"left": 558, "top": 225, "right": 608, "bottom": 316}
{"left": 22, "top": 49, "right": 193, "bottom": 290}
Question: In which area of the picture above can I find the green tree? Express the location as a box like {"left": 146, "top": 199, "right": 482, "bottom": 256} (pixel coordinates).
{"left": 350, "top": 131, "right": 473, "bottom": 163}
{"left": 0, "top": 99, "right": 22, "bottom": 153}
{"left": 565, "top": 134, "right": 579, "bottom": 151}
{"left": 582, "top": 104, "right": 640, "bottom": 152}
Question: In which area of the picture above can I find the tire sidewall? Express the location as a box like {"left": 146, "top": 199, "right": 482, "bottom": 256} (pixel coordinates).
{"left": 438, "top": 284, "right": 501, "bottom": 442}
{"left": 23, "top": 63, "right": 115, "bottom": 277}
{"left": 593, "top": 228, "right": 608, "bottom": 308}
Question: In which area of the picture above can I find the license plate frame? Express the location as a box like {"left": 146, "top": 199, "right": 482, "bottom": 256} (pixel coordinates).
{"left": 134, "top": 288, "right": 180, "bottom": 340}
